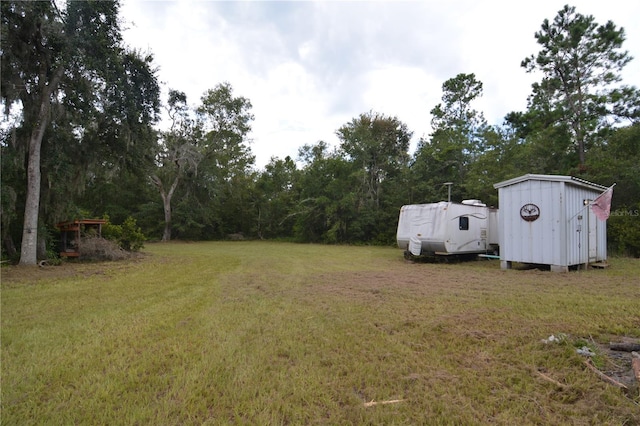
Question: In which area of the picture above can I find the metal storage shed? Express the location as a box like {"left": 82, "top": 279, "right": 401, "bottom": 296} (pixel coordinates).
{"left": 493, "top": 174, "right": 610, "bottom": 272}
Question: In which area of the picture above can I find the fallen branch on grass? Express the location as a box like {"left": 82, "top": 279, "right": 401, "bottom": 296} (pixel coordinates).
{"left": 609, "top": 342, "right": 640, "bottom": 352}
{"left": 632, "top": 352, "right": 640, "bottom": 383}
{"left": 584, "top": 359, "right": 628, "bottom": 390}
{"left": 363, "top": 399, "right": 405, "bottom": 407}
{"left": 535, "top": 370, "right": 568, "bottom": 389}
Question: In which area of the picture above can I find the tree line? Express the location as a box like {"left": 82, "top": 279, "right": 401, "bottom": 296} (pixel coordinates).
{"left": 2, "top": 2, "right": 639, "bottom": 264}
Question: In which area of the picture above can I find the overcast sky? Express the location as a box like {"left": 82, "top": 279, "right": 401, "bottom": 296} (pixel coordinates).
{"left": 120, "top": 0, "right": 640, "bottom": 169}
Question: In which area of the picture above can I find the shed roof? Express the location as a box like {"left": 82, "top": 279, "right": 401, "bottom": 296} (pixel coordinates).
{"left": 493, "top": 174, "right": 608, "bottom": 191}
{"left": 56, "top": 219, "right": 107, "bottom": 228}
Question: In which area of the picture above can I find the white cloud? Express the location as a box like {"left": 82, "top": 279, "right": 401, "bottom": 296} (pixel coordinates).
{"left": 363, "top": 65, "right": 441, "bottom": 147}
{"left": 120, "top": 0, "right": 640, "bottom": 169}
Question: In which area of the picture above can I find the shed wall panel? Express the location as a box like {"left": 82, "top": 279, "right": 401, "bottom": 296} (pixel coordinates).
{"left": 564, "top": 185, "right": 607, "bottom": 265}
{"left": 500, "top": 180, "right": 563, "bottom": 265}
{"left": 566, "top": 186, "right": 590, "bottom": 265}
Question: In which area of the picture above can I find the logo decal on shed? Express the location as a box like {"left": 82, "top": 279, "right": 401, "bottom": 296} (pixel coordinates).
{"left": 520, "top": 203, "right": 540, "bottom": 222}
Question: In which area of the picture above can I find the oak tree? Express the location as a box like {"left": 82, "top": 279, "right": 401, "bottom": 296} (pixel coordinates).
{"left": 1, "top": 0, "right": 160, "bottom": 263}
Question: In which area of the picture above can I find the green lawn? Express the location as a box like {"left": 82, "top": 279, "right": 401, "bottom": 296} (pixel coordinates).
{"left": 2, "top": 242, "right": 639, "bottom": 424}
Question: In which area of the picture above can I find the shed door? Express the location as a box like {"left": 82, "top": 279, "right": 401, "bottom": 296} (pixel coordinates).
{"left": 588, "top": 208, "right": 597, "bottom": 262}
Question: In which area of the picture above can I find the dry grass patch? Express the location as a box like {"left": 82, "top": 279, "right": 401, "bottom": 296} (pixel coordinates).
{"left": 2, "top": 242, "right": 639, "bottom": 424}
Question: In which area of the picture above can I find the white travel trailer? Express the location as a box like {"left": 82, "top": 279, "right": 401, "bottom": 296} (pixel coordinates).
{"left": 396, "top": 200, "right": 499, "bottom": 258}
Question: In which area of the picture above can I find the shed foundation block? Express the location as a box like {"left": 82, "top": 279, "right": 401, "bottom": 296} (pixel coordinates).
{"left": 500, "top": 260, "right": 512, "bottom": 270}
{"left": 550, "top": 264, "right": 569, "bottom": 273}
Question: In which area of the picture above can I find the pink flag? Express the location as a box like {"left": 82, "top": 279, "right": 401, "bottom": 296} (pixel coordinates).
{"left": 591, "top": 187, "right": 613, "bottom": 221}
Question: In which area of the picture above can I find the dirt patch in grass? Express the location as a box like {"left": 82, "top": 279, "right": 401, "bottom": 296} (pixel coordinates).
{"left": 592, "top": 337, "right": 640, "bottom": 391}
{"left": 289, "top": 261, "right": 640, "bottom": 399}
{"left": 2, "top": 262, "right": 97, "bottom": 284}
{"left": 1, "top": 254, "right": 148, "bottom": 285}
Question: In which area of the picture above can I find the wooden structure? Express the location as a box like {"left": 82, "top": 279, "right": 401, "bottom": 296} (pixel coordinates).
{"left": 56, "top": 219, "right": 107, "bottom": 257}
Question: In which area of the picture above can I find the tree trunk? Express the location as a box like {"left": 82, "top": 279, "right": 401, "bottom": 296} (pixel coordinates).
{"left": 19, "top": 104, "right": 47, "bottom": 265}
{"left": 3, "top": 236, "right": 17, "bottom": 258}
{"left": 575, "top": 122, "right": 586, "bottom": 167}
{"left": 162, "top": 176, "right": 181, "bottom": 242}
{"left": 37, "top": 233, "right": 47, "bottom": 260}
{"left": 151, "top": 173, "right": 180, "bottom": 242}
{"left": 161, "top": 192, "right": 172, "bottom": 242}
{"left": 19, "top": 67, "right": 64, "bottom": 266}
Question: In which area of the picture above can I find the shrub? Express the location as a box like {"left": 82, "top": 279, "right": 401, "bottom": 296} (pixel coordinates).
{"left": 607, "top": 203, "right": 640, "bottom": 257}
{"left": 43, "top": 225, "right": 62, "bottom": 265}
{"left": 102, "top": 216, "right": 146, "bottom": 252}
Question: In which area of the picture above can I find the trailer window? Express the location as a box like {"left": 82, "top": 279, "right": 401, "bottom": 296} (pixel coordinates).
{"left": 459, "top": 216, "right": 469, "bottom": 230}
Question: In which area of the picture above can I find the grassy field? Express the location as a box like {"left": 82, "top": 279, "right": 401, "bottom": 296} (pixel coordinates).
{"left": 2, "top": 241, "right": 639, "bottom": 424}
